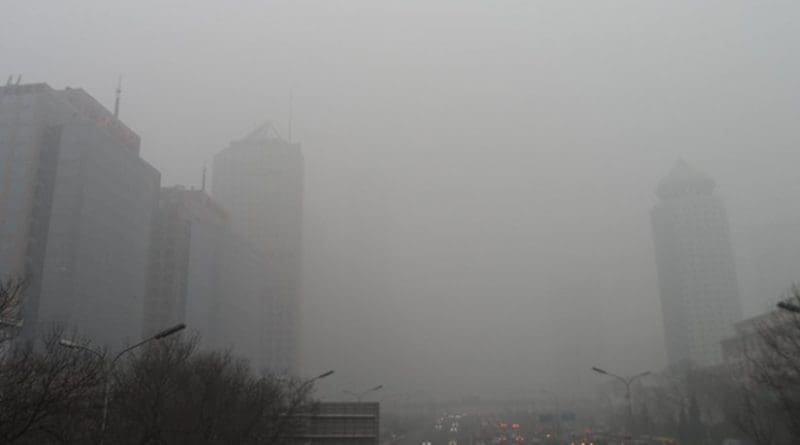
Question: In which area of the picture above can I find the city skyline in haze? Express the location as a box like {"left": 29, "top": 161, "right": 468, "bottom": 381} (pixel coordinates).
{"left": 4, "top": 1, "right": 800, "bottom": 399}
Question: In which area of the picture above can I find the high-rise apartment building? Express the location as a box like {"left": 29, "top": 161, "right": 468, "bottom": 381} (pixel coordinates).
{"left": 651, "top": 160, "right": 742, "bottom": 367}
{"left": 143, "top": 186, "right": 269, "bottom": 366}
{"left": 212, "top": 123, "right": 303, "bottom": 373}
{"left": 0, "top": 83, "right": 160, "bottom": 346}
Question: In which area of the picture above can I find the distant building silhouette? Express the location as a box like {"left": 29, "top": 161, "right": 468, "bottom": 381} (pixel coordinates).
{"left": 651, "top": 160, "right": 742, "bottom": 367}
{"left": 0, "top": 83, "right": 160, "bottom": 346}
{"left": 212, "top": 122, "right": 303, "bottom": 373}
{"left": 143, "top": 186, "right": 269, "bottom": 365}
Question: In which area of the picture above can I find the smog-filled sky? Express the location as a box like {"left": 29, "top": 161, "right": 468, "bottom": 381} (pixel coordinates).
{"left": 5, "top": 1, "right": 800, "bottom": 400}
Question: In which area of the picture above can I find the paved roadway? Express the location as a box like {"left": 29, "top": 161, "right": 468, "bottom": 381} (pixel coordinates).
{"left": 397, "top": 413, "right": 479, "bottom": 445}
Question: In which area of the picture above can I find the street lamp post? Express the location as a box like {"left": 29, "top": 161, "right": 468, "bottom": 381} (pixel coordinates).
{"left": 268, "top": 369, "right": 335, "bottom": 445}
{"left": 591, "top": 366, "right": 650, "bottom": 438}
{"left": 60, "top": 322, "right": 186, "bottom": 445}
{"left": 343, "top": 384, "right": 384, "bottom": 402}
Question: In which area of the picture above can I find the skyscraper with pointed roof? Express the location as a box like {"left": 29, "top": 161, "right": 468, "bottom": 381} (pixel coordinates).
{"left": 212, "top": 122, "right": 302, "bottom": 373}
{"left": 651, "top": 160, "right": 742, "bottom": 367}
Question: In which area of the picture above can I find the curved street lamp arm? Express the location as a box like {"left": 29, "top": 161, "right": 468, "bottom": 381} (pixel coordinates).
{"left": 593, "top": 366, "right": 649, "bottom": 387}
{"left": 604, "top": 372, "right": 628, "bottom": 387}
{"left": 359, "top": 384, "right": 384, "bottom": 399}
{"left": 111, "top": 337, "right": 153, "bottom": 366}
{"left": 344, "top": 383, "right": 383, "bottom": 400}
{"left": 299, "top": 370, "right": 334, "bottom": 392}
{"left": 627, "top": 371, "right": 651, "bottom": 385}
{"left": 111, "top": 323, "right": 187, "bottom": 366}
{"left": 58, "top": 339, "right": 105, "bottom": 360}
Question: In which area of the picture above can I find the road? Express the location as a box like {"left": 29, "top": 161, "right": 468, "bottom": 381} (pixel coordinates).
{"left": 396, "top": 412, "right": 478, "bottom": 445}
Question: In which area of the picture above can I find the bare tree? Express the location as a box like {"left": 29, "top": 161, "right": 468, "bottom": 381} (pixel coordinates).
{"left": 745, "top": 287, "right": 800, "bottom": 440}
{"left": 725, "top": 382, "right": 781, "bottom": 445}
{"left": 0, "top": 278, "right": 26, "bottom": 344}
{"left": 0, "top": 312, "right": 315, "bottom": 444}
{"left": 700, "top": 285, "right": 800, "bottom": 443}
{"left": 687, "top": 365, "right": 781, "bottom": 445}
{"left": 0, "top": 326, "right": 105, "bottom": 444}
{"left": 107, "top": 337, "right": 315, "bottom": 445}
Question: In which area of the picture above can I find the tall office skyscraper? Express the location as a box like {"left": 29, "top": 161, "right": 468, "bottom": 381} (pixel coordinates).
{"left": 143, "top": 186, "right": 270, "bottom": 367}
{"left": 0, "top": 83, "right": 160, "bottom": 346}
{"left": 651, "top": 160, "right": 742, "bottom": 367}
{"left": 144, "top": 187, "right": 227, "bottom": 339}
{"left": 212, "top": 123, "right": 303, "bottom": 373}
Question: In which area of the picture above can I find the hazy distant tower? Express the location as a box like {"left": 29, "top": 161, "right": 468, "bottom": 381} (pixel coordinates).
{"left": 212, "top": 123, "right": 303, "bottom": 373}
{"left": 143, "top": 186, "right": 269, "bottom": 366}
{"left": 651, "top": 160, "right": 742, "bottom": 367}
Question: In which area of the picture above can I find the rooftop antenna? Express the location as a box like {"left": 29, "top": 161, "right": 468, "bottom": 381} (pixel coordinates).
{"left": 113, "top": 76, "right": 122, "bottom": 118}
{"left": 288, "top": 89, "right": 293, "bottom": 143}
{"left": 201, "top": 162, "right": 207, "bottom": 192}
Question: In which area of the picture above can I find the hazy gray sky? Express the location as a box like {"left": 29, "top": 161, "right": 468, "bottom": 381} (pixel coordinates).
{"left": 5, "top": 1, "right": 800, "bottom": 399}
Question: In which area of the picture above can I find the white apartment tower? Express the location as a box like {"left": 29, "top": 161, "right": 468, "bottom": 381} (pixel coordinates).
{"left": 212, "top": 123, "right": 302, "bottom": 373}
{"left": 651, "top": 160, "right": 742, "bottom": 367}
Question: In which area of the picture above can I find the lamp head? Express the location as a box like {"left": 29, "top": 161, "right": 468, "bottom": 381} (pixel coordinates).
{"left": 317, "top": 370, "right": 335, "bottom": 379}
{"left": 154, "top": 323, "right": 186, "bottom": 339}
{"left": 777, "top": 301, "right": 800, "bottom": 313}
{"left": 59, "top": 339, "right": 81, "bottom": 349}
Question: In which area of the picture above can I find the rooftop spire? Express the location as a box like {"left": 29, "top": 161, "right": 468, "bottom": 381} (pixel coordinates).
{"left": 201, "top": 162, "right": 207, "bottom": 192}
{"left": 288, "top": 89, "right": 293, "bottom": 143}
{"left": 113, "top": 76, "right": 122, "bottom": 118}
